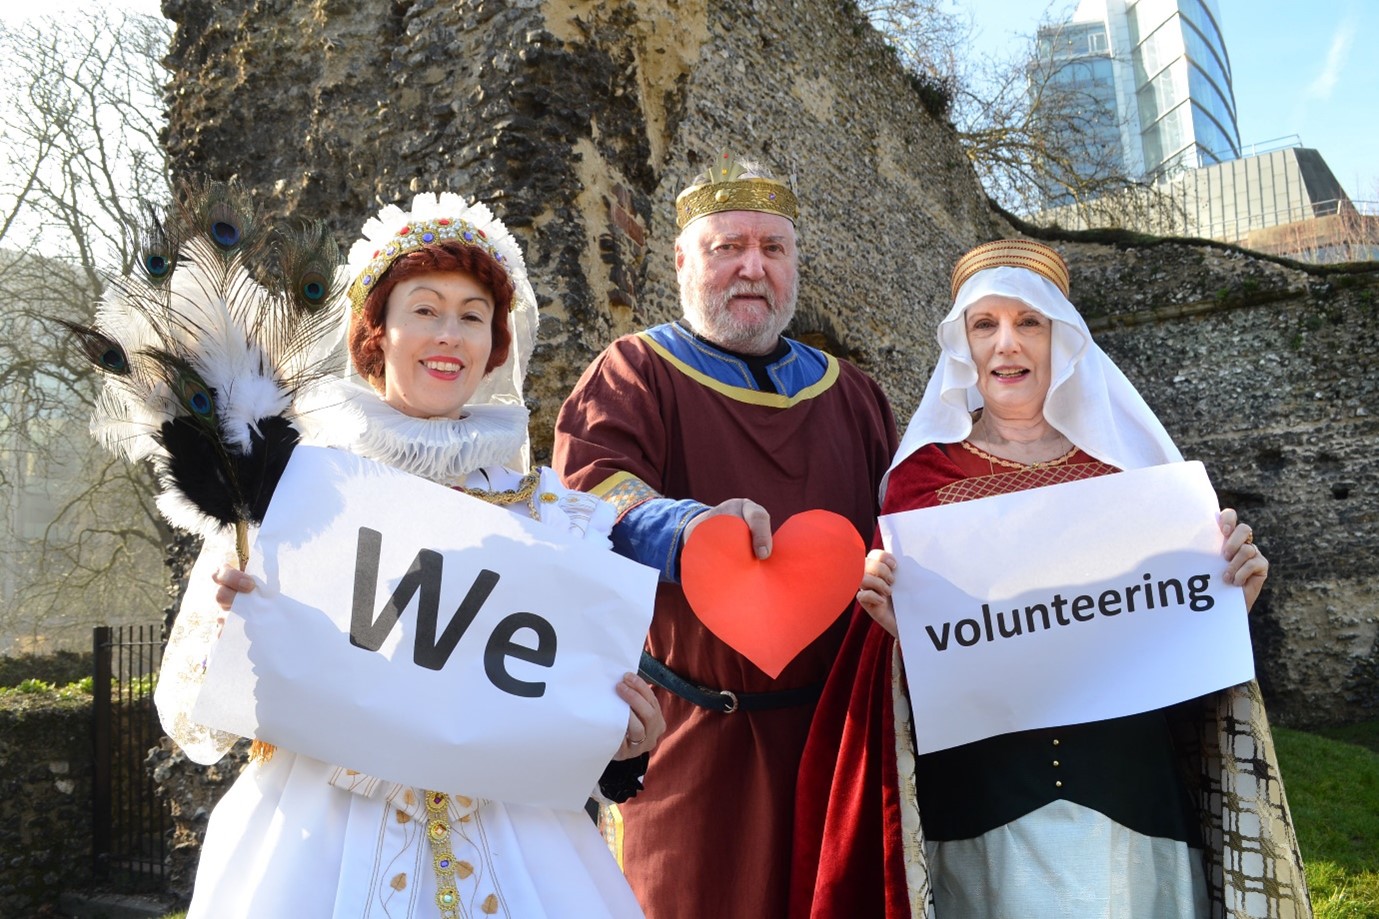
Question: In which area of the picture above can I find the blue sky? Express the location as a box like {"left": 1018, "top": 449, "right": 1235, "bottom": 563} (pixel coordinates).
{"left": 963, "top": 0, "right": 1378, "bottom": 201}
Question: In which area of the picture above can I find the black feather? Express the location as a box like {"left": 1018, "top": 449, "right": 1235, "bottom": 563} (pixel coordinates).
{"left": 84, "top": 176, "right": 342, "bottom": 541}
{"left": 241, "top": 415, "right": 299, "bottom": 524}
{"left": 156, "top": 413, "right": 241, "bottom": 528}
{"left": 155, "top": 412, "right": 298, "bottom": 528}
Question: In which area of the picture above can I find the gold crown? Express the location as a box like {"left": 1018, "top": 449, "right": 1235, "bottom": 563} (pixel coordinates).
{"left": 950, "top": 239, "right": 1071, "bottom": 301}
{"left": 674, "top": 151, "right": 798, "bottom": 229}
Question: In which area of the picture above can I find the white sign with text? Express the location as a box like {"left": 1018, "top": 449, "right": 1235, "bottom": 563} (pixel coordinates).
{"left": 880, "top": 461, "right": 1253, "bottom": 755}
{"left": 192, "top": 446, "right": 657, "bottom": 810}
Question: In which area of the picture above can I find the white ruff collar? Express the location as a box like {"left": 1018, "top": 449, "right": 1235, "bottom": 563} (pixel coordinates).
{"left": 297, "top": 379, "right": 530, "bottom": 485}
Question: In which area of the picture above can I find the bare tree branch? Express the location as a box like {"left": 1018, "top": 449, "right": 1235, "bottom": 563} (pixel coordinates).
{"left": 861, "top": 0, "right": 1183, "bottom": 227}
{"left": 0, "top": 9, "right": 173, "bottom": 653}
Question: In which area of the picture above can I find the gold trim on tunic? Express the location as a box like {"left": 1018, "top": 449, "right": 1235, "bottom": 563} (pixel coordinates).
{"left": 590, "top": 471, "right": 661, "bottom": 519}
{"left": 938, "top": 446, "right": 1118, "bottom": 503}
{"left": 637, "top": 333, "right": 840, "bottom": 407}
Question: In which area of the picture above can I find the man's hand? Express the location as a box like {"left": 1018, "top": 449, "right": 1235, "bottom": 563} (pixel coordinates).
{"left": 684, "top": 498, "right": 774, "bottom": 559}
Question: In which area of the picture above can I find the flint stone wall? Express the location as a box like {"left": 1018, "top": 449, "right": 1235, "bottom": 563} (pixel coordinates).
{"left": 0, "top": 694, "right": 96, "bottom": 916}
{"left": 1061, "top": 236, "right": 1378, "bottom": 726}
{"left": 158, "top": 0, "right": 1375, "bottom": 726}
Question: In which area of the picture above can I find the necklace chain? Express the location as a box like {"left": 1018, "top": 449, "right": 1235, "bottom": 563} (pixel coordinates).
{"left": 454, "top": 470, "right": 542, "bottom": 519}
{"left": 967, "top": 411, "right": 1075, "bottom": 470}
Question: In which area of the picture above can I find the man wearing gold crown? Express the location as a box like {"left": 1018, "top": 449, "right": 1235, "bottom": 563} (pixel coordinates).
{"left": 554, "top": 154, "right": 899, "bottom": 918}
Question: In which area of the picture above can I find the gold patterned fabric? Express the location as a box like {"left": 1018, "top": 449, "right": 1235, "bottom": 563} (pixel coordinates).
{"left": 591, "top": 471, "right": 662, "bottom": 519}
{"left": 935, "top": 458, "right": 1121, "bottom": 504}
{"left": 890, "top": 643, "right": 932, "bottom": 919}
{"left": 1188, "top": 682, "right": 1313, "bottom": 918}
{"left": 424, "top": 790, "right": 506, "bottom": 918}
{"left": 949, "top": 238, "right": 1071, "bottom": 300}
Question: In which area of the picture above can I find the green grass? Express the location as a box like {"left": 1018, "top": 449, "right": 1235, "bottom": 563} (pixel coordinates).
{"left": 1308, "top": 721, "right": 1379, "bottom": 755}
{"left": 1275, "top": 724, "right": 1379, "bottom": 918}
{"left": 0, "top": 675, "right": 92, "bottom": 700}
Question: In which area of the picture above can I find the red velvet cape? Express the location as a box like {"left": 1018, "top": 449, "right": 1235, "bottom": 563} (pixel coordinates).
{"left": 789, "top": 443, "right": 1115, "bottom": 918}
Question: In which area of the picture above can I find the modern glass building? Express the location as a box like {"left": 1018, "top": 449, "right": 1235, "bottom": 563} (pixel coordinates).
{"left": 1031, "top": 1, "right": 1368, "bottom": 262}
{"left": 1033, "top": 19, "right": 1128, "bottom": 199}
{"left": 1036, "top": 0, "right": 1242, "bottom": 184}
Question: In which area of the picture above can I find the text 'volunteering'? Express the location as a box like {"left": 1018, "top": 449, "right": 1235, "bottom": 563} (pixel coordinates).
{"left": 924, "top": 571, "right": 1215, "bottom": 652}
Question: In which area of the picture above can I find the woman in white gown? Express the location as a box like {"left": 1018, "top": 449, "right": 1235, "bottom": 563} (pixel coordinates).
{"left": 156, "top": 192, "right": 663, "bottom": 918}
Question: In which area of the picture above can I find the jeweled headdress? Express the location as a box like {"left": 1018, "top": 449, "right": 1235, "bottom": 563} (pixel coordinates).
{"left": 674, "top": 151, "right": 799, "bottom": 230}
{"left": 344, "top": 193, "right": 532, "bottom": 314}
{"left": 342, "top": 192, "right": 539, "bottom": 412}
{"left": 950, "top": 239, "right": 1071, "bottom": 301}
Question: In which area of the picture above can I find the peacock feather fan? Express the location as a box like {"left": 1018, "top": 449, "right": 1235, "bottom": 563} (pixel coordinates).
{"left": 69, "top": 180, "right": 347, "bottom": 564}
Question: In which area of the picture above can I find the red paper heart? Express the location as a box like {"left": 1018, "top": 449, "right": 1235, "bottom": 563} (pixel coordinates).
{"left": 680, "top": 509, "right": 865, "bottom": 678}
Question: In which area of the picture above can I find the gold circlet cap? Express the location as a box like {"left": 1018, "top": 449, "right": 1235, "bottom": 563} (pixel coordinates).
{"left": 675, "top": 150, "right": 798, "bottom": 230}
{"left": 950, "top": 239, "right": 1071, "bottom": 301}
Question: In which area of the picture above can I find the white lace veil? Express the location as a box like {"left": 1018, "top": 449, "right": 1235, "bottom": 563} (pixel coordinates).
{"left": 300, "top": 193, "right": 540, "bottom": 472}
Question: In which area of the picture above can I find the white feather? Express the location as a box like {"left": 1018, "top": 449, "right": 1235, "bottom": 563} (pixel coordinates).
{"left": 154, "top": 489, "right": 227, "bottom": 540}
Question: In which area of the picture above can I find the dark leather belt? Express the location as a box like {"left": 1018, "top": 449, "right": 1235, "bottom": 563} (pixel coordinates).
{"left": 638, "top": 651, "right": 823, "bottom": 714}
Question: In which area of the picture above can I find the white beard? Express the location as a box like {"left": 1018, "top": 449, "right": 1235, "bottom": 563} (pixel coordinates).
{"left": 680, "top": 276, "right": 798, "bottom": 355}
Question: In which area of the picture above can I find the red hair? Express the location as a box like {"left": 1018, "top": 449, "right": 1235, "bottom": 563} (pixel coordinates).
{"left": 348, "top": 241, "right": 514, "bottom": 383}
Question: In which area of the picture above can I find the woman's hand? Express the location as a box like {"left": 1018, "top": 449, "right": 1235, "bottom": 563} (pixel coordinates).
{"left": 1220, "top": 508, "right": 1268, "bottom": 612}
{"left": 858, "top": 549, "right": 899, "bottom": 638}
{"left": 211, "top": 564, "right": 256, "bottom": 611}
{"left": 613, "top": 673, "right": 666, "bottom": 760}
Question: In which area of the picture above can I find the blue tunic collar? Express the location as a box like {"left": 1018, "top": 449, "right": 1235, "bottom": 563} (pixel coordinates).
{"left": 642, "top": 321, "right": 831, "bottom": 398}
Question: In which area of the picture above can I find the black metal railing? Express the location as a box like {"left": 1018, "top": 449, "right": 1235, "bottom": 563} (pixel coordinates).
{"left": 92, "top": 624, "right": 169, "bottom": 884}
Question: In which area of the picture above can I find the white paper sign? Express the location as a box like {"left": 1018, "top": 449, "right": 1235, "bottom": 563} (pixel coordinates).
{"left": 880, "top": 461, "right": 1253, "bottom": 755}
{"left": 192, "top": 446, "right": 657, "bottom": 810}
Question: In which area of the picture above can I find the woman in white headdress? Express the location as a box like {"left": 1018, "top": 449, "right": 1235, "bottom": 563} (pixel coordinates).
{"left": 157, "top": 193, "right": 661, "bottom": 918}
{"left": 790, "top": 240, "right": 1311, "bottom": 919}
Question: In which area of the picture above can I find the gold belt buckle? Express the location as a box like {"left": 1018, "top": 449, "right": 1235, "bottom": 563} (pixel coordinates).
{"left": 718, "top": 689, "right": 740, "bottom": 714}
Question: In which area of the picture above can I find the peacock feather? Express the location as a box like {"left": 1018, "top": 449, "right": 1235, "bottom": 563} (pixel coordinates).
{"left": 69, "top": 180, "right": 346, "bottom": 565}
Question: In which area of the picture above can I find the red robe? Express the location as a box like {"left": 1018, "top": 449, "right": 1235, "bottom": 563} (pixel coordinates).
{"left": 555, "top": 331, "right": 897, "bottom": 919}
{"left": 789, "top": 442, "right": 1118, "bottom": 918}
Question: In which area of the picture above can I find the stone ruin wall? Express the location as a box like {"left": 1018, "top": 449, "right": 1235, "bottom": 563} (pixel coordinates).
{"left": 1066, "top": 239, "right": 1378, "bottom": 726}
{"left": 158, "top": 0, "right": 1375, "bottom": 726}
